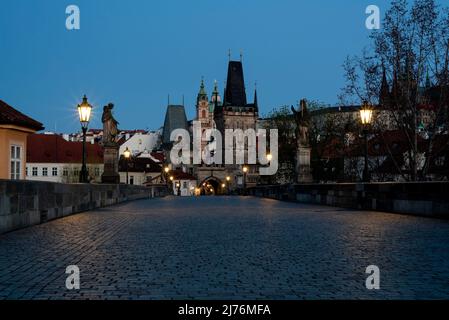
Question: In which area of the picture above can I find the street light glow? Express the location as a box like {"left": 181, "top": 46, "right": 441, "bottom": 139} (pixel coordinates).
{"left": 124, "top": 147, "right": 131, "bottom": 159}
{"left": 360, "top": 102, "right": 373, "bottom": 125}
{"left": 77, "top": 95, "right": 92, "bottom": 128}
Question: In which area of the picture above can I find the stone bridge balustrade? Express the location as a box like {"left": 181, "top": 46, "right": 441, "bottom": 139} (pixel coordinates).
{"left": 0, "top": 180, "right": 168, "bottom": 234}
{"left": 248, "top": 182, "right": 449, "bottom": 218}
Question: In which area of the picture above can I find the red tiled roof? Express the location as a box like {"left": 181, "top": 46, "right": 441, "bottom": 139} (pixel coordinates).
{"left": 150, "top": 152, "right": 165, "bottom": 162}
{"left": 0, "top": 100, "right": 44, "bottom": 131}
{"left": 27, "top": 134, "right": 103, "bottom": 164}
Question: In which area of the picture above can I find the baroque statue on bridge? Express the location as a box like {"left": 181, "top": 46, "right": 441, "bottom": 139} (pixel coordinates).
{"left": 102, "top": 103, "right": 119, "bottom": 146}
{"left": 291, "top": 99, "right": 310, "bottom": 147}
{"left": 291, "top": 99, "right": 313, "bottom": 183}
{"left": 101, "top": 103, "right": 120, "bottom": 184}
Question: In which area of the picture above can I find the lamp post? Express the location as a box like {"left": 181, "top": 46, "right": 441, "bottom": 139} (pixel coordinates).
{"left": 163, "top": 166, "right": 169, "bottom": 185}
{"left": 77, "top": 95, "right": 92, "bottom": 183}
{"left": 360, "top": 101, "right": 373, "bottom": 183}
{"left": 226, "top": 176, "right": 231, "bottom": 195}
{"left": 169, "top": 175, "right": 174, "bottom": 195}
{"left": 123, "top": 147, "right": 131, "bottom": 184}
{"left": 243, "top": 166, "right": 248, "bottom": 195}
{"left": 176, "top": 182, "right": 181, "bottom": 196}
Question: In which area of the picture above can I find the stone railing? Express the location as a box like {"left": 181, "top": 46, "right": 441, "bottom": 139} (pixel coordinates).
{"left": 0, "top": 180, "right": 168, "bottom": 234}
{"left": 248, "top": 182, "right": 449, "bottom": 218}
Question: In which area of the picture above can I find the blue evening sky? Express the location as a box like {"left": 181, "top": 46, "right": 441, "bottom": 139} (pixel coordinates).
{"left": 0, "top": 0, "right": 424, "bottom": 132}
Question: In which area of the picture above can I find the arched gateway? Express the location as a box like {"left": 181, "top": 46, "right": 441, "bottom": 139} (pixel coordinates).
{"left": 198, "top": 176, "right": 226, "bottom": 195}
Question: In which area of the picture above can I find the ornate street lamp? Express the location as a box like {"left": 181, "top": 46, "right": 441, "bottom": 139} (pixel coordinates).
{"left": 163, "top": 166, "right": 169, "bottom": 183}
{"left": 360, "top": 101, "right": 373, "bottom": 182}
{"left": 123, "top": 147, "right": 131, "bottom": 184}
{"left": 77, "top": 95, "right": 92, "bottom": 183}
{"left": 266, "top": 153, "right": 273, "bottom": 162}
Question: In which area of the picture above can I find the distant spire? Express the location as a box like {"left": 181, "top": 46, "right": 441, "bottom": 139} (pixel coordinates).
{"left": 211, "top": 79, "right": 221, "bottom": 106}
{"left": 228, "top": 49, "right": 231, "bottom": 61}
{"left": 213, "top": 79, "right": 218, "bottom": 91}
{"left": 254, "top": 82, "right": 258, "bottom": 110}
{"left": 197, "top": 77, "right": 208, "bottom": 103}
{"left": 199, "top": 77, "right": 206, "bottom": 95}
{"left": 240, "top": 50, "right": 243, "bottom": 62}
{"left": 379, "top": 64, "right": 390, "bottom": 106}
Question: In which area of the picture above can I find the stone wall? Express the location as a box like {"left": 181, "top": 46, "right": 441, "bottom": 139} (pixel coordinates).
{"left": 248, "top": 182, "right": 449, "bottom": 218}
{"left": 0, "top": 180, "right": 167, "bottom": 234}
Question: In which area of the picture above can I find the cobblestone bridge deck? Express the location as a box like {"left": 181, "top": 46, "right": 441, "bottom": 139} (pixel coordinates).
{"left": 1, "top": 196, "right": 448, "bottom": 299}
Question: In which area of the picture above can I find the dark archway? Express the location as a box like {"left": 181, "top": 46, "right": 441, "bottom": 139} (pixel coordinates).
{"left": 199, "top": 176, "right": 225, "bottom": 195}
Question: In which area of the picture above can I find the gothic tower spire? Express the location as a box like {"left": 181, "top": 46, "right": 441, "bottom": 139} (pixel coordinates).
{"left": 254, "top": 83, "right": 258, "bottom": 111}
{"left": 379, "top": 65, "right": 390, "bottom": 106}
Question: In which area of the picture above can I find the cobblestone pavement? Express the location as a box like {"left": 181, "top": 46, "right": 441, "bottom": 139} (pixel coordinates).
{"left": 1, "top": 196, "right": 449, "bottom": 300}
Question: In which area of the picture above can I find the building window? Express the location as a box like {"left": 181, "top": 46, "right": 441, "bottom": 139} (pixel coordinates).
{"left": 130, "top": 176, "right": 134, "bottom": 185}
{"left": 94, "top": 167, "right": 100, "bottom": 176}
{"left": 52, "top": 167, "right": 58, "bottom": 176}
{"left": 10, "top": 145, "right": 21, "bottom": 180}
{"left": 32, "top": 167, "right": 38, "bottom": 176}
{"left": 74, "top": 169, "right": 79, "bottom": 176}
{"left": 26, "top": 167, "right": 28, "bottom": 177}
{"left": 42, "top": 167, "right": 48, "bottom": 176}
{"left": 63, "top": 168, "right": 68, "bottom": 176}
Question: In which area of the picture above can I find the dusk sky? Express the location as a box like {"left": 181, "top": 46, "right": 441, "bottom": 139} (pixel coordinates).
{"left": 0, "top": 0, "right": 428, "bottom": 133}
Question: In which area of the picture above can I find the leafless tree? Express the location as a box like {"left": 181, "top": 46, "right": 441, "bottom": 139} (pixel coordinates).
{"left": 340, "top": 0, "right": 449, "bottom": 181}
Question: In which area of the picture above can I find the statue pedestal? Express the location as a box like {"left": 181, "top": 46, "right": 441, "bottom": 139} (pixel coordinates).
{"left": 296, "top": 146, "right": 313, "bottom": 183}
{"left": 102, "top": 144, "right": 120, "bottom": 184}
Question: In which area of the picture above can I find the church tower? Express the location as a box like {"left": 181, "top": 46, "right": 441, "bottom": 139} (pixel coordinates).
{"left": 196, "top": 78, "right": 210, "bottom": 129}
{"left": 214, "top": 60, "right": 258, "bottom": 133}
{"left": 213, "top": 59, "right": 259, "bottom": 188}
